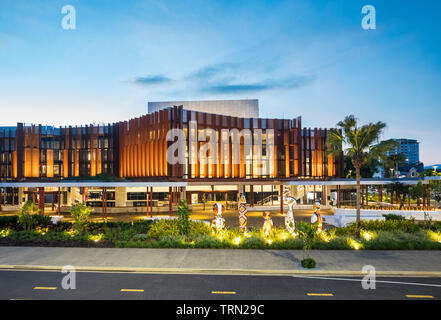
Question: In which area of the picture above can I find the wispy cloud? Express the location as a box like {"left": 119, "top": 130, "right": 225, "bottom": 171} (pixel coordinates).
{"left": 132, "top": 75, "right": 172, "bottom": 86}
{"left": 201, "top": 74, "right": 316, "bottom": 94}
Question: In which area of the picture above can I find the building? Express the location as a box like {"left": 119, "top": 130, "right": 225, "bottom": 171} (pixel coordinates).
{"left": 148, "top": 99, "right": 259, "bottom": 118}
{"left": 388, "top": 139, "right": 421, "bottom": 167}
{"left": 0, "top": 99, "right": 345, "bottom": 215}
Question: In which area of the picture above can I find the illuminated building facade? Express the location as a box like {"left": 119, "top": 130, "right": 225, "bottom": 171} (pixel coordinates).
{"left": 0, "top": 100, "right": 345, "bottom": 214}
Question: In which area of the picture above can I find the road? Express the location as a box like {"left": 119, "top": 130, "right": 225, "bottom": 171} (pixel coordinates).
{"left": 1, "top": 270, "right": 441, "bottom": 300}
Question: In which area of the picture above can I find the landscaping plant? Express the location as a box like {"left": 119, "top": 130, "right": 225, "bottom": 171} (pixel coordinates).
{"left": 177, "top": 199, "right": 191, "bottom": 235}
{"left": 70, "top": 203, "right": 93, "bottom": 233}
{"left": 296, "top": 221, "right": 318, "bottom": 268}
{"left": 17, "top": 201, "right": 40, "bottom": 231}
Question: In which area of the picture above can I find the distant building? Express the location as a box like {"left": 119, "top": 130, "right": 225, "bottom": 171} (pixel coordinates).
{"left": 374, "top": 138, "right": 424, "bottom": 178}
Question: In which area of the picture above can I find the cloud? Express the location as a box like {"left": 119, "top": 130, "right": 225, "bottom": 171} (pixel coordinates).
{"left": 132, "top": 75, "right": 172, "bottom": 86}
{"left": 201, "top": 74, "right": 316, "bottom": 94}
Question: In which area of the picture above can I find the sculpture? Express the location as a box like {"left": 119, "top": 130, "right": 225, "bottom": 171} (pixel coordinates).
{"left": 311, "top": 202, "right": 323, "bottom": 232}
{"left": 262, "top": 211, "right": 273, "bottom": 237}
{"left": 284, "top": 196, "right": 296, "bottom": 236}
{"left": 238, "top": 193, "right": 248, "bottom": 233}
{"left": 211, "top": 203, "right": 225, "bottom": 232}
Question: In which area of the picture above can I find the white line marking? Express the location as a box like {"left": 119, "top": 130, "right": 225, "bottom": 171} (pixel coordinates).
{"left": 291, "top": 275, "right": 441, "bottom": 288}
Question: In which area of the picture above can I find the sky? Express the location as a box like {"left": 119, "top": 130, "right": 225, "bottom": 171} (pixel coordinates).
{"left": 0, "top": 0, "right": 440, "bottom": 165}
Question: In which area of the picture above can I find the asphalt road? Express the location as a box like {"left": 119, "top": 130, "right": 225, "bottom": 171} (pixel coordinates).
{"left": 1, "top": 270, "right": 441, "bottom": 300}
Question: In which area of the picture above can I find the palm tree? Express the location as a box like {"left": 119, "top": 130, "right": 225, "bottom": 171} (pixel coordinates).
{"left": 370, "top": 140, "right": 400, "bottom": 177}
{"left": 326, "top": 115, "right": 390, "bottom": 237}
{"left": 386, "top": 153, "right": 407, "bottom": 178}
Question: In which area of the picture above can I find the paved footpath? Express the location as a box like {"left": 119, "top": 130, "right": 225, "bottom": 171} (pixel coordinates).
{"left": 0, "top": 247, "right": 441, "bottom": 276}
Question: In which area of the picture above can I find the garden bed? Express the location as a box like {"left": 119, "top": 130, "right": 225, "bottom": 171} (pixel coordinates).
{"left": 1, "top": 213, "right": 441, "bottom": 250}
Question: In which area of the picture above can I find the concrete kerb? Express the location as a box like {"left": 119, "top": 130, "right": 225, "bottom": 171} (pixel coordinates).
{"left": 1, "top": 265, "right": 441, "bottom": 277}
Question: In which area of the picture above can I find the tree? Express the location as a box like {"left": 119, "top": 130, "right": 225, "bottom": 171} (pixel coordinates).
{"left": 70, "top": 203, "right": 93, "bottom": 233}
{"left": 326, "top": 115, "right": 389, "bottom": 237}
{"left": 296, "top": 221, "right": 318, "bottom": 268}
{"left": 409, "top": 180, "right": 424, "bottom": 208}
{"left": 386, "top": 153, "right": 407, "bottom": 177}
{"left": 370, "top": 139, "right": 400, "bottom": 177}
{"left": 18, "top": 201, "right": 40, "bottom": 231}
{"left": 177, "top": 199, "right": 191, "bottom": 235}
{"left": 429, "top": 181, "right": 441, "bottom": 208}
{"left": 344, "top": 155, "right": 381, "bottom": 178}
{"left": 386, "top": 182, "right": 409, "bottom": 209}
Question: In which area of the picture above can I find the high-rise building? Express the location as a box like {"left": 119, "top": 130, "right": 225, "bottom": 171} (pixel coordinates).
{"left": 393, "top": 139, "right": 420, "bottom": 165}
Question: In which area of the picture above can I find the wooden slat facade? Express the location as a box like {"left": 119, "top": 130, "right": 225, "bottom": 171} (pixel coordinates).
{"left": 0, "top": 105, "right": 343, "bottom": 181}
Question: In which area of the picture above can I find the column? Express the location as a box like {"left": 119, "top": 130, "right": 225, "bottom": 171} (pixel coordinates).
{"left": 169, "top": 186, "right": 172, "bottom": 216}
{"left": 337, "top": 185, "right": 340, "bottom": 208}
{"left": 102, "top": 187, "right": 107, "bottom": 220}
{"left": 150, "top": 187, "right": 153, "bottom": 216}
{"left": 146, "top": 186, "right": 150, "bottom": 217}
{"left": 280, "top": 185, "right": 283, "bottom": 214}
{"left": 379, "top": 185, "right": 383, "bottom": 209}
{"left": 58, "top": 187, "right": 61, "bottom": 216}
{"left": 250, "top": 185, "right": 254, "bottom": 207}
{"left": 38, "top": 187, "right": 45, "bottom": 215}
{"left": 115, "top": 187, "right": 127, "bottom": 207}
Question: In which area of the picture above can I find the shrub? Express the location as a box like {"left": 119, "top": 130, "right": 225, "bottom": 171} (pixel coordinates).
{"left": 383, "top": 214, "right": 405, "bottom": 221}
{"left": 147, "top": 219, "right": 211, "bottom": 239}
{"left": 189, "top": 221, "right": 212, "bottom": 236}
{"left": 17, "top": 201, "right": 40, "bottom": 231}
{"left": 336, "top": 219, "right": 421, "bottom": 236}
{"left": 240, "top": 236, "right": 265, "bottom": 249}
{"left": 301, "top": 258, "right": 316, "bottom": 269}
{"left": 70, "top": 203, "right": 93, "bottom": 233}
{"left": 0, "top": 216, "right": 19, "bottom": 229}
{"left": 147, "top": 219, "right": 180, "bottom": 238}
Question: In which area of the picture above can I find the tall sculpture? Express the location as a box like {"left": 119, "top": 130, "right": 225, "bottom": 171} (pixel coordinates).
{"left": 311, "top": 202, "right": 323, "bottom": 232}
{"left": 284, "top": 196, "right": 296, "bottom": 236}
{"left": 262, "top": 211, "right": 273, "bottom": 237}
{"left": 212, "top": 203, "right": 225, "bottom": 232}
{"left": 238, "top": 193, "right": 248, "bottom": 233}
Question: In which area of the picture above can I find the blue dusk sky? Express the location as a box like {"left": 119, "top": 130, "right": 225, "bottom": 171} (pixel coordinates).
{"left": 0, "top": 0, "right": 440, "bottom": 164}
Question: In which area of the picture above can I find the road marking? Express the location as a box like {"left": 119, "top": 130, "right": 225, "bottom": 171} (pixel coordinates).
{"left": 120, "top": 289, "right": 144, "bottom": 292}
{"left": 406, "top": 295, "right": 434, "bottom": 299}
{"left": 33, "top": 287, "right": 57, "bottom": 290}
{"left": 292, "top": 275, "right": 441, "bottom": 288}
{"left": 307, "top": 293, "right": 334, "bottom": 297}
{"left": 211, "top": 291, "right": 236, "bottom": 295}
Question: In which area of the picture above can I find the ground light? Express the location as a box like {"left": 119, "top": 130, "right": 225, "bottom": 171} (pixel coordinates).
{"left": 361, "top": 230, "right": 376, "bottom": 241}
{"left": 428, "top": 230, "right": 441, "bottom": 243}
{"left": 0, "top": 229, "right": 10, "bottom": 237}
{"left": 233, "top": 236, "right": 241, "bottom": 245}
{"left": 348, "top": 238, "right": 363, "bottom": 250}
{"left": 88, "top": 234, "right": 104, "bottom": 242}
